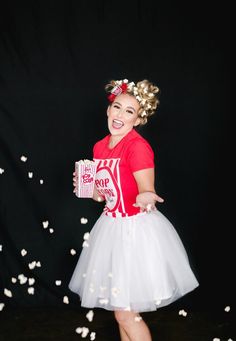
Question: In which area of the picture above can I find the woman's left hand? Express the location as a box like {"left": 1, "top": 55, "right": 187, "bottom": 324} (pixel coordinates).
{"left": 133, "top": 192, "right": 164, "bottom": 212}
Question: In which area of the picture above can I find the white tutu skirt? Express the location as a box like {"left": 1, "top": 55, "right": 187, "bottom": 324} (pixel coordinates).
{"left": 68, "top": 210, "right": 199, "bottom": 313}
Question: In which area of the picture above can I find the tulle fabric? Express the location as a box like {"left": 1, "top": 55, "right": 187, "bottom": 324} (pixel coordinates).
{"left": 68, "top": 210, "right": 199, "bottom": 312}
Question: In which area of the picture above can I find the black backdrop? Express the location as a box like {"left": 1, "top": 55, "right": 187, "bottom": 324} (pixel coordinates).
{"left": 0, "top": 1, "right": 233, "bottom": 311}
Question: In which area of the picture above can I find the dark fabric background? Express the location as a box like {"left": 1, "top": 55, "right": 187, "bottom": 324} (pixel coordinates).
{"left": 0, "top": 0, "right": 233, "bottom": 310}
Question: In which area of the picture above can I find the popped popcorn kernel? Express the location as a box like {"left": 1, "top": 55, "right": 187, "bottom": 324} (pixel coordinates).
{"left": 28, "top": 287, "right": 35, "bottom": 295}
{"left": 63, "top": 296, "right": 69, "bottom": 304}
{"left": 28, "top": 172, "right": 33, "bottom": 178}
{"left": 81, "top": 217, "right": 88, "bottom": 224}
{"left": 20, "top": 155, "right": 27, "bottom": 162}
{"left": 86, "top": 309, "right": 94, "bottom": 322}
{"left": 42, "top": 221, "right": 49, "bottom": 229}
{"left": 21, "top": 249, "right": 27, "bottom": 256}
{"left": 4, "top": 288, "right": 12, "bottom": 298}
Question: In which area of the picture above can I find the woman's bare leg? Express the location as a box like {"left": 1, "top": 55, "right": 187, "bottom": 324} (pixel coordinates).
{"left": 119, "top": 325, "right": 131, "bottom": 341}
{"left": 114, "top": 310, "right": 152, "bottom": 341}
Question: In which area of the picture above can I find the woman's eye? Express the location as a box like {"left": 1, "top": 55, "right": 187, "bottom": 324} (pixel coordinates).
{"left": 127, "top": 110, "right": 133, "bottom": 114}
{"left": 113, "top": 105, "right": 120, "bottom": 109}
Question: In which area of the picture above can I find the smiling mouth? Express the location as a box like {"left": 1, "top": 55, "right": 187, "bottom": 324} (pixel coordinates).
{"left": 112, "top": 119, "right": 124, "bottom": 129}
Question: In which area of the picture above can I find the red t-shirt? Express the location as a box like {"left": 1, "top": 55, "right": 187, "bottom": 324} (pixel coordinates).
{"left": 93, "top": 129, "right": 155, "bottom": 217}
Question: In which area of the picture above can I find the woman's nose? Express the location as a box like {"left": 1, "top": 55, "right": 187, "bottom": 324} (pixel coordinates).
{"left": 117, "top": 109, "right": 123, "bottom": 117}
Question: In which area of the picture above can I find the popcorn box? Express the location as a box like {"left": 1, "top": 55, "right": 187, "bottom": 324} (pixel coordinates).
{"left": 75, "top": 160, "right": 97, "bottom": 198}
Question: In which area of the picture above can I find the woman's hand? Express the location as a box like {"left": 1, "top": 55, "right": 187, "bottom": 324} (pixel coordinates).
{"left": 73, "top": 171, "right": 77, "bottom": 194}
{"left": 133, "top": 191, "right": 164, "bottom": 212}
{"left": 73, "top": 171, "right": 104, "bottom": 202}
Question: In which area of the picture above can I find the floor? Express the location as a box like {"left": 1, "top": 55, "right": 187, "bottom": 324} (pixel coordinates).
{"left": 0, "top": 305, "right": 234, "bottom": 341}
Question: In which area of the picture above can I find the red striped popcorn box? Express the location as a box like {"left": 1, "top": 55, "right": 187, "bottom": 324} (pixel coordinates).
{"left": 75, "top": 160, "right": 97, "bottom": 198}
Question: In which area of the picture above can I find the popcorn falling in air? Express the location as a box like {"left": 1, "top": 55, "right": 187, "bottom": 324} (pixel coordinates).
{"left": 178, "top": 309, "right": 187, "bottom": 317}
{"left": 49, "top": 228, "right": 54, "bottom": 234}
{"left": 0, "top": 168, "right": 4, "bottom": 174}
{"left": 28, "top": 260, "right": 41, "bottom": 269}
{"left": 224, "top": 305, "right": 230, "bottom": 312}
{"left": 75, "top": 327, "right": 90, "bottom": 338}
{"left": 63, "top": 296, "right": 69, "bottom": 304}
{"left": 55, "top": 280, "right": 61, "bottom": 286}
{"left": 75, "top": 327, "right": 83, "bottom": 334}
{"left": 28, "top": 278, "right": 35, "bottom": 286}
{"left": 82, "top": 241, "right": 89, "bottom": 248}
{"left": 28, "top": 172, "right": 33, "bottom": 178}
{"left": 86, "top": 310, "right": 94, "bottom": 322}
{"left": 18, "top": 274, "right": 28, "bottom": 285}
{"left": 28, "top": 261, "right": 36, "bottom": 270}
{"left": 20, "top": 155, "right": 27, "bottom": 162}
{"left": 40, "top": 179, "right": 44, "bottom": 184}
{"left": 42, "top": 221, "right": 49, "bottom": 229}
{"left": 21, "top": 249, "right": 27, "bottom": 256}
{"left": 0, "top": 245, "right": 2, "bottom": 251}
{"left": 28, "top": 287, "right": 35, "bottom": 295}
{"left": 80, "top": 217, "right": 88, "bottom": 224}
{"left": 11, "top": 277, "right": 17, "bottom": 283}
{"left": 70, "top": 249, "right": 76, "bottom": 255}
{"left": 82, "top": 327, "right": 90, "bottom": 338}
{"left": 90, "top": 332, "right": 96, "bottom": 340}
{"left": 4, "top": 288, "right": 12, "bottom": 298}
{"left": 213, "top": 338, "right": 221, "bottom": 341}
{"left": 83, "top": 232, "right": 90, "bottom": 240}
{"left": 0, "top": 303, "right": 5, "bottom": 311}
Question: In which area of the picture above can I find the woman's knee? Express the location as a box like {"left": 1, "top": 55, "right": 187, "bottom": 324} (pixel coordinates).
{"left": 114, "top": 310, "right": 136, "bottom": 326}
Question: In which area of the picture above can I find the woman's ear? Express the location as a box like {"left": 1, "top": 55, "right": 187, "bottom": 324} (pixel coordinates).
{"left": 134, "top": 117, "right": 141, "bottom": 126}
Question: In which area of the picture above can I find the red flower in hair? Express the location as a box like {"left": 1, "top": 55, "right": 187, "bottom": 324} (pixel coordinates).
{"left": 108, "top": 93, "right": 116, "bottom": 102}
{"left": 121, "top": 83, "right": 128, "bottom": 92}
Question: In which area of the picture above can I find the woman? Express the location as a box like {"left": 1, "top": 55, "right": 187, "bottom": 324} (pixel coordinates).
{"left": 69, "top": 79, "right": 199, "bottom": 341}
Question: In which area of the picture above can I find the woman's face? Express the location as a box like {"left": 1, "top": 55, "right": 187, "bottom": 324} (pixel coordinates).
{"left": 107, "top": 93, "right": 140, "bottom": 138}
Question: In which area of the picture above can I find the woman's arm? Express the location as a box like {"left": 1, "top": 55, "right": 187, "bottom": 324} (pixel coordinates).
{"left": 92, "top": 186, "right": 105, "bottom": 202}
{"left": 133, "top": 168, "right": 164, "bottom": 212}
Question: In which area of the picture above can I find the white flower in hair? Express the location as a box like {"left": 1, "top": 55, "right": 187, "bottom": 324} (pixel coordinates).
{"left": 141, "top": 111, "right": 147, "bottom": 117}
{"left": 123, "top": 79, "right": 128, "bottom": 83}
{"left": 140, "top": 99, "right": 146, "bottom": 106}
{"left": 148, "top": 93, "right": 154, "bottom": 98}
{"left": 136, "top": 95, "right": 141, "bottom": 102}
